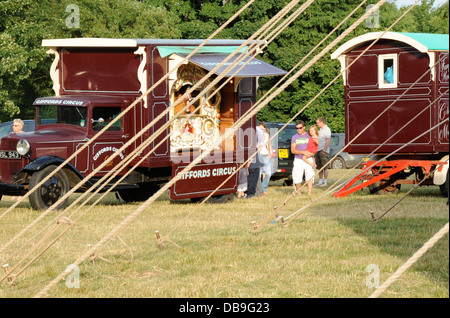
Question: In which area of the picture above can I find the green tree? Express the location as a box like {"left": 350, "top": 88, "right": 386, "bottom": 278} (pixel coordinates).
{"left": 0, "top": 0, "right": 180, "bottom": 122}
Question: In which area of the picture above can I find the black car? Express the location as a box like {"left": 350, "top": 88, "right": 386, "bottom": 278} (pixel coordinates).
{"left": 264, "top": 122, "right": 297, "bottom": 185}
{"left": 328, "top": 133, "right": 378, "bottom": 169}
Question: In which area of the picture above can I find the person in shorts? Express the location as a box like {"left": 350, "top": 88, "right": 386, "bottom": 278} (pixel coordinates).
{"left": 291, "top": 120, "right": 314, "bottom": 196}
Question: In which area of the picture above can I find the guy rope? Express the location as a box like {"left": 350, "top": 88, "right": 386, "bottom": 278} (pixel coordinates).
{"left": 370, "top": 159, "right": 449, "bottom": 222}
{"left": 369, "top": 222, "right": 449, "bottom": 298}
{"left": 0, "top": 0, "right": 300, "bottom": 257}
{"left": 283, "top": 118, "right": 449, "bottom": 226}
{"left": 1, "top": 0, "right": 312, "bottom": 285}
{"left": 0, "top": 0, "right": 258, "bottom": 222}
{"left": 32, "top": 0, "right": 391, "bottom": 297}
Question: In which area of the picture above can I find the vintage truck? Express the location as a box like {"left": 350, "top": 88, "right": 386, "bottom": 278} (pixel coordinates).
{"left": 330, "top": 32, "right": 449, "bottom": 197}
{"left": 0, "top": 38, "right": 286, "bottom": 209}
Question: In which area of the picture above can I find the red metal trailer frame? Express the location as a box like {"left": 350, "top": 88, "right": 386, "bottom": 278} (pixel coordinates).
{"left": 333, "top": 159, "right": 448, "bottom": 197}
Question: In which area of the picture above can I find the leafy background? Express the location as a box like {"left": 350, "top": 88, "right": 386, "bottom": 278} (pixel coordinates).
{"left": 0, "top": 0, "right": 448, "bottom": 132}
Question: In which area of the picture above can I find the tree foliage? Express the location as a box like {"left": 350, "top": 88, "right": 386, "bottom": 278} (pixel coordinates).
{"left": 0, "top": 0, "right": 180, "bottom": 122}
{"left": 0, "top": 0, "right": 448, "bottom": 132}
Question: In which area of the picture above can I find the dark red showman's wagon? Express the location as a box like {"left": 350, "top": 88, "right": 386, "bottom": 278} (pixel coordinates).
{"left": 0, "top": 38, "right": 286, "bottom": 210}
{"left": 331, "top": 32, "right": 449, "bottom": 197}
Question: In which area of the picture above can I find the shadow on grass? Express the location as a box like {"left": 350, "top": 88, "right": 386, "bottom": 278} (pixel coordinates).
{"left": 339, "top": 217, "right": 449, "bottom": 288}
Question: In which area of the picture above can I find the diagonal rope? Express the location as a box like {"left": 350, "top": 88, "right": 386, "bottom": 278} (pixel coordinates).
{"left": 0, "top": 0, "right": 310, "bottom": 282}
{"left": 32, "top": 0, "right": 389, "bottom": 298}
{"left": 370, "top": 159, "right": 449, "bottom": 222}
{"left": 283, "top": 88, "right": 449, "bottom": 224}
{"left": 273, "top": 81, "right": 448, "bottom": 225}
{"left": 0, "top": 0, "right": 257, "bottom": 222}
{"left": 0, "top": 0, "right": 298, "bottom": 257}
{"left": 284, "top": 118, "right": 450, "bottom": 225}
{"left": 262, "top": 87, "right": 449, "bottom": 228}
{"left": 256, "top": 0, "right": 427, "bottom": 229}
{"left": 369, "top": 222, "right": 449, "bottom": 298}
{"left": 93, "top": 1, "right": 384, "bottom": 247}
{"left": 0, "top": 0, "right": 262, "bottom": 250}
{"left": 153, "top": 0, "right": 370, "bottom": 243}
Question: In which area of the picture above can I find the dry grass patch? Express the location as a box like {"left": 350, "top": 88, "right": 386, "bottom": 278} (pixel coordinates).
{"left": 0, "top": 169, "right": 448, "bottom": 298}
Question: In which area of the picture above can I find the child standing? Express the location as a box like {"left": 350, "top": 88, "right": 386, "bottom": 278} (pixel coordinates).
{"left": 237, "top": 167, "right": 249, "bottom": 198}
{"left": 303, "top": 125, "right": 319, "bottom": 169}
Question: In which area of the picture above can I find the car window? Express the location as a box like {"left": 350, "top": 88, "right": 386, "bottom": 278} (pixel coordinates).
{"left": 279, "top": 128, "right": 297, "bottom": 143}
{"left": 0, "top": 124, "right": 11, "bottom": 139}
{"left": 23, "top": 122, "right": 34, "bottom": 132}
{"left": 330, "top": 135, "right": 339, "bottom": 146}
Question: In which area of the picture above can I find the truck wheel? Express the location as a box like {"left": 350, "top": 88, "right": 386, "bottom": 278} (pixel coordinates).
{"left": 330, "top": 157, "right": 346, "bottom": 169}
{"left": 439, "top": 169, "right": 449, "bottom": 198}
{"left": 28, "top": 165, "right": 70, "bottom": 210}
{"left": 368, "top": 180, "right": 401, "bottom": 195}
{"left": 118, "top": 183, "right": 160, "bottom": 203}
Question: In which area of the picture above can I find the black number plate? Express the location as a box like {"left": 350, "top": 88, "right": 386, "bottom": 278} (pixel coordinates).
{"left": 0, "top": 150, "right": 21, "bottom": 159}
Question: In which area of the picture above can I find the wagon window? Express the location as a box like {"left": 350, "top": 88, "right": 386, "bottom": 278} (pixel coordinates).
{"left": 378, "top": 54, "right": 398, "bottom": 89}
{"left": 92, "top": 107, "right": 122, "bottom": 132}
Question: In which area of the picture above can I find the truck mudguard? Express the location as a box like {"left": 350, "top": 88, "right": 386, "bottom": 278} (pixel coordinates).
{"left": 22, "top": 156, "right": 85, "bottom": 180}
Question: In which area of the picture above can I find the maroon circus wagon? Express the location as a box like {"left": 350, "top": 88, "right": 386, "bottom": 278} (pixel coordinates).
{"left": 330, "top": 32, "right": 449, "bottom": 197}
{"left": 0, "top": 38, "right": 286, "bottom": 209}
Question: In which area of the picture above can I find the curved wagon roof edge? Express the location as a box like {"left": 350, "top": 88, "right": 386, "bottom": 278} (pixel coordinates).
{"left": 331, "top": 32, "right": 449, "bottom": 59}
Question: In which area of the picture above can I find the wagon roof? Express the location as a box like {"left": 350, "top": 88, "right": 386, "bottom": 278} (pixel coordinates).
{"left": 41, "top": 38, "right": 259, "bottom": 48}
{"left": 331, "top": 32, "right": 449, "bottom": 59}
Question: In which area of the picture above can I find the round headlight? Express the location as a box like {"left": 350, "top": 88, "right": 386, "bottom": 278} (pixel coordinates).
{"left": 16, "top": 139, "right": 31, "bottom": 156}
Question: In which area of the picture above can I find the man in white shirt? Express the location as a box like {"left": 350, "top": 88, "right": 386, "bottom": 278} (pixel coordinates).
{"left": 315, "top": 116, "right": 331, "bottom": 187}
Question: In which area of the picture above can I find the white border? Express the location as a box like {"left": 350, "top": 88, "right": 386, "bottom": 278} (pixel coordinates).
{"left": 172, "top": 162, "right": 238, "bottom": 196}
{"left": 152, "top": 102, "right": 169, "bottom": 156}
{"left": 378, "top": 54, "right": 398, "bottom": 89}
{"left": 42, "top": 38, "right": 137, "bottom": 48}
{"left": 347, "top": 98, "right": 432, "bottom": 146}
{"left": 331, "top": 32, "right": 429, "bottom": 60}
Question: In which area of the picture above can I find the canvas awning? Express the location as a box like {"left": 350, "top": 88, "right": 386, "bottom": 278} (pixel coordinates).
{"left": 157, "top": 46, "right": 287, "bottom": 77}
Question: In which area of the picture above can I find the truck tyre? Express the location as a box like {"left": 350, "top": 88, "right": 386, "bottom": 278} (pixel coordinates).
{"left": 330, "top": 157, "right": 346, "bottom": 169}
{"left": 118, "top": 183, "right": 160, "bottom": 203}
{"left": 28, "top": 165, "right": 70, "bottom": 210}
{"left": 368, "top": 180, "right": 401, "bottom": 195}
{"left": 439, "top": 169, "right": 449, "bottom": 198}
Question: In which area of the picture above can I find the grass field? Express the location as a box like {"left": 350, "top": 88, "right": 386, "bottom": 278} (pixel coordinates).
{"left": 0, "top": 169, "right": 448, "bottom": 298}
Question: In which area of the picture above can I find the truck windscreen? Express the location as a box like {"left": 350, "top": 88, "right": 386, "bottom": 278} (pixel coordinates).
{"left": 37, "top": 105, "right": 87, "bottom": 127}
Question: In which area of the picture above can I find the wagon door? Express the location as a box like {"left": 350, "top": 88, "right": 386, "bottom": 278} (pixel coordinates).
{"left": 90, "top": 105, "right": 129, "bottom": 177}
